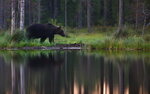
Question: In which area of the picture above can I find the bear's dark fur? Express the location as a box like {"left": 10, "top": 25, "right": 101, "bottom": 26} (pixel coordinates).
{"left": 26, "top": 23, "right": 66, "bottom": 43}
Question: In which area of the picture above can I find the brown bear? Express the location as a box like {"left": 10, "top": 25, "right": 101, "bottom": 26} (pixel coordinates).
{"left": 26, "top": 23, "right": 66, "bottom": 43}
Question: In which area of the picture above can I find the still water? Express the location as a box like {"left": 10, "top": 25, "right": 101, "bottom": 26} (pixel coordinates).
{"left": 0, "top": 50, "right": 150, "bottom": 94}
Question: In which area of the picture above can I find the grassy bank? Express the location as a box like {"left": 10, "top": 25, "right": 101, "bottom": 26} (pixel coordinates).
{"left": 0, "top": 27, "right": 150, "bottom": 50}
{"left": 56, "top": 33, "right": 150, "bottom": 50}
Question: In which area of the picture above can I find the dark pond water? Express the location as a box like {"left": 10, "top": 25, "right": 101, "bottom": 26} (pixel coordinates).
{"left": 0, "top": 50, "right": 150, "bottom": 94}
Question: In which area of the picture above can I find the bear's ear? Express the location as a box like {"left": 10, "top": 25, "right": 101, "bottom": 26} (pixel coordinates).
{"left": 58, "top": 26, "right": 61, "bottom": 29}
{"left": 56, "top": 26, "right": 61, "bottom": 30}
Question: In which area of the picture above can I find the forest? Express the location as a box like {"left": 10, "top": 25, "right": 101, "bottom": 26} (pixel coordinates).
{"left": 0, "top": 0, "right": 150, "bottom": 94}
{"left": 0, "top": 0, "right": 150, "bottom": 50}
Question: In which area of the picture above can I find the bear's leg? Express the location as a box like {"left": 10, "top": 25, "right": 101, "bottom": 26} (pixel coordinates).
{"left": 40, "top": 37, "right": 47, "bottom": 43}
{"left": 49, "top": 36, "right": 54, "bottom": 43}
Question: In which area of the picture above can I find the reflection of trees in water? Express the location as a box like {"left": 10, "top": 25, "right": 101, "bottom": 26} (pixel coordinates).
{"left": 129, "top": 58, "right": 148, "bottom": 94}
{"left": 0, "top": 57, "right": 11, "bottom": 94}
{"left": 68, "top": 52, "right": 150, "bottom": 94}
{"left": 0, "top": 51, "right": 150, "bottom": 94}
{"left": 11, "top": 60, "right": 16, "bottom": 94}
{"left": 0, "top": 52, "right": 65, "bottom": 94}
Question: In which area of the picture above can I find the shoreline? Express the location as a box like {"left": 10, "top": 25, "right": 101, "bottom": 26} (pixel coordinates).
{"left": 0, "top": 44, "right": 85, "bottom": 50}
{"left": 0, "top": 45, "right": 149, "bottom": 51}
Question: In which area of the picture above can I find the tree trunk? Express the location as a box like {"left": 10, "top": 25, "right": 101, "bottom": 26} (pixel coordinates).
{"left": 20, "top": 0, "right": 25, "bottom": 31}
{"left": 54, "top": 0, "right": 58, "bottom": 19}
{"left": 104, "top": 0, "right": 112, "bottom": 25}
{"left": 25, "top": 0, "right": 29, "bottom": 26}
{"left": 57, "top": 0, "right": 61, "bottom": 15}
{"left": 116, "top": 0, "right": 124, "bottom": 34}
{"left": 78, "top": 0, "right": 83, "bottom": 28}
{"left": 49, "top": 0, "right": 54, "bottom": 18}
{"left": 0, "top": 0, "right": 3, "bottom": 30}
{"left": 2, "top": 1, "right": 7, "bottom": 29}
{"left": 37, "top": 0, "right": 41, "bottom": 23}
{"left": 87, "top": 0, "right": 92, "bottom": 32}
{"left": 11, "top": 0, "right": 16, "bottom": 35}
{"left": 28, "top": 0, "right": 32, "bottom": 25}
{"left": 2, "top": 0, "right": 11, "bottom": 29}
{"left": 15, "top": 0, "right": 20, "bottom": 29}
{"left": 108, "top": 0, "right": 112, "bottom": 25}
{"left": 100, "top": 0, "right": 104, "bottom": 19}
{"left": 65, "top": 0, "right": 67, "bottom": 31}
{"left": 135, "top": 0, "right": 139, "bottom": 30}
{"left": 142, "top": 3, "right": 146, "bottom": 36}
{"left": 104, "top": 0, "right": 108, "bottom": 25}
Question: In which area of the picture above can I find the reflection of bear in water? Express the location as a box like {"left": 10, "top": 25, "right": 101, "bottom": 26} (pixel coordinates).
{"left": 27, "top": 53, "right": 64, "bottom": 69}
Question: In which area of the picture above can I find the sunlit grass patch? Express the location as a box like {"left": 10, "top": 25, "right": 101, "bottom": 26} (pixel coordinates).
{"left": 55, "top": 30, "right": 150, "bottom": 50}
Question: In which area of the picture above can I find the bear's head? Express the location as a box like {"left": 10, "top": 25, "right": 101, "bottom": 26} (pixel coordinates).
{"left": 54, "top": 26, "right": 66, "bottom": 37}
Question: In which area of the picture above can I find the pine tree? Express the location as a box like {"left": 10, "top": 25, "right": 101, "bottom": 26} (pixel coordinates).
{"left": 116, "top": 0, "right": 124, "bottom": 35}
{"left": 11, "top": 0, "right": 16, "bottom": 34}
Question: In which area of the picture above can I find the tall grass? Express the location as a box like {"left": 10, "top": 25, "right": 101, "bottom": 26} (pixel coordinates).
{"left": 0, "top": 30, "right": 54, "bottom": 48}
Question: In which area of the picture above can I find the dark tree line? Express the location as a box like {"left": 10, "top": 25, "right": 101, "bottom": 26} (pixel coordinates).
{"left": 0, "top": 0, "right": 149, "bottom": 33}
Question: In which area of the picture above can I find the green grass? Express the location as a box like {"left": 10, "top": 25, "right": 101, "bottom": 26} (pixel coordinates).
{"left": 55, "top": 32, "right": 150, "bottom": 50}
{"left": 0, "top": 30, "right": 55, "bottom": 48}
{"left": 0, "top": 27, "right": 150, "bottom": 50}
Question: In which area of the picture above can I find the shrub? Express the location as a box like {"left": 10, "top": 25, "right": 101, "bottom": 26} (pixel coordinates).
{"left": 11, "top": 30, "right": 26, "bottom": 42}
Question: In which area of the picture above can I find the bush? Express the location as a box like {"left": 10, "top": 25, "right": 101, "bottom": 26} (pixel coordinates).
{"left": 11, "top": 30, "right": 26, "bottom": 42}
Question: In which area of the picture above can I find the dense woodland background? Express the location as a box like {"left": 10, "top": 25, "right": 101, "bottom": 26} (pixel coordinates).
{"left": 0, "top": 0, "right": 150, "bottom": 33}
